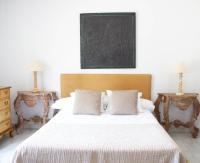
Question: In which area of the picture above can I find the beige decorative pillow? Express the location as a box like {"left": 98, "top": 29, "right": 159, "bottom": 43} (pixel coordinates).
{"left": 108, "top": 90, "right": 138, "bottom": 115}
{"left": 73, "top": 90, "right": 101, "bottom": 115}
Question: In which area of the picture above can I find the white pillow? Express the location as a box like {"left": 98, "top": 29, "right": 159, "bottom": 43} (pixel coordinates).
{"left": 138, "top": 98, "right": 155, "bottom": 112}
{"left": 50, "top": 97, "right": 74, "bottom": 115}
{"left": 51, "top": 97, "right": 70, "bottom": 109}
{"left": 70, "top": 92, "right": 75, "bottom": 97}
{"left": 51, "top": 92, "right": 154, "bottom": 114}
{"left": 107, "top": 90, "right": 142, "bottom": 100}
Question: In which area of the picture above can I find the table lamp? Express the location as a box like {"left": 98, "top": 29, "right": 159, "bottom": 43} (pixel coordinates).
{"left": 175, "top": 63, "right": 186, "bottom": 95}
{"left": 29, "top": 61, "right": 43, "bottom": 93}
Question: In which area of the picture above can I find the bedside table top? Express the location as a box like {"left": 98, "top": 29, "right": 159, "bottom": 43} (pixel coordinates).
{"left": 0, "top": 86, "right": 11, "bottom": 90}
{"left": 158, "top": 93, "right": 199, "bottom": 98}
{"left": 17, "top": 91, "right": 56, "bottom": 96}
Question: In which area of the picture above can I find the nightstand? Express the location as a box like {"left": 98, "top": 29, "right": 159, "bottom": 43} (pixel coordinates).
{"left": 14, "top": 91, "right": 58, "bottom": 132}
{"left": 154, "top": 93, "right": 200, "bottom": 138}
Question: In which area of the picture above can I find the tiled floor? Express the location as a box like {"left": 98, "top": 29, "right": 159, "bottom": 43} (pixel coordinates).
{"left": 169, "top": 129, "right": 200, "bottom": 163}
{"left": 0, "top": 128, "right": 199, "bottom": 163}
{"left": 0, "top": 129, "right": 36, "bottom": 163}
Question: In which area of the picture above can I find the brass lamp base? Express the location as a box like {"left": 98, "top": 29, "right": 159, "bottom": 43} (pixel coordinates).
{"left": 176, "top": 73, "right": 184, "bottom": 96}
{"left": 32, "top": 71, "right": 40, "bottom": 93}
{"left": 176, "top": 92, "right": 184, "bottom": 96}
{"left": 32, "top": 88, "right": 40, "bottom": 93}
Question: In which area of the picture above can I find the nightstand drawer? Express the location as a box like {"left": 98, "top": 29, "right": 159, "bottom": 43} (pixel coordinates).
{"left": 0, "top": 99, "right": 10, "bottom": 110}
{"left": 0, "top": 109, "right": 10, "bottom": 123}
{"left": 0, "top": 120, "right": 11, "bottom": 134}
{"left": 0, "top": 89, "right": 9, "bottom": 99}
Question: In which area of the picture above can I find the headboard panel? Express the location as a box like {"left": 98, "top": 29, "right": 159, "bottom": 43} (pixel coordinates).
{"left": 61, "top": 74, "right": 151, "bottom": 99}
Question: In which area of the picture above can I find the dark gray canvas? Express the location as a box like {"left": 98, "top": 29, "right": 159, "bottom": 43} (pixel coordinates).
{"left": 80, "top": 13, "right": 136, "bottom": 69}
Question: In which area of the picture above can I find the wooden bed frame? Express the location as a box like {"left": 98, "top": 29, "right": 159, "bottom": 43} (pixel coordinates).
{"left": 61, "top": 74, "right": 152, "bottom": 99}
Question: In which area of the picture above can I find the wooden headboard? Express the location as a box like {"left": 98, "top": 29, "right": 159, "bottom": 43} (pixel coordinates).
{"left": 61, "top": 74, "right": 152, "bottom": 99}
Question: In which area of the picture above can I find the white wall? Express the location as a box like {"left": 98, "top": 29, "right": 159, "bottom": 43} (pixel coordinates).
{"left": 0, "top": 0, "right": 200, "bottom": 124}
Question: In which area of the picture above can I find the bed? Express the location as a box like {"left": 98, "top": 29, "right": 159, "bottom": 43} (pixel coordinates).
{"left": 12, "top": 74, "right": 186, "bottom": 163}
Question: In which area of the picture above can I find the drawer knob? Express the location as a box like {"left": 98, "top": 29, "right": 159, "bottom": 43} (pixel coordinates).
{"left": 4, "top": 101, "right": 8, "bottom": 105}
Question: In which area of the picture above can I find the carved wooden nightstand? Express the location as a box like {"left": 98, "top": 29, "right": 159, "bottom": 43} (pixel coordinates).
{"left": 154, "top": 93, "right": 200, "bottom": 138}
{"left": 14, "top": 91, "right": 58, "bottom": 132}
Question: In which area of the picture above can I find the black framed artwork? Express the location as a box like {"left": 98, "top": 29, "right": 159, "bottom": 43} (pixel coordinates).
{"left": 80, "top": 12, "right": 136, "bottom": 69}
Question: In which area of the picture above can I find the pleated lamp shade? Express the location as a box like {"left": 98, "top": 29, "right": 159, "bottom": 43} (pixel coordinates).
{"left": 176, "top": 63, "right": 186, "bottom": 74}
{"left": 29, "top": 61, "right": 43, "bottom": 72}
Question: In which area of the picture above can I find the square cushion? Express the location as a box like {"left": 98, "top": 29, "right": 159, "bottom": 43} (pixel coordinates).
{"left": 108, "top": 90, "right": 138, "bottom": 115}
{"left": 73, "top": 90, "right": 101, "bottom": 115}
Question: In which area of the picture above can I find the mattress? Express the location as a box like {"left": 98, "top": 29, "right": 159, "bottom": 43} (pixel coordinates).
{"left": 12, "top": 99, "right": 186, "bottom": 163}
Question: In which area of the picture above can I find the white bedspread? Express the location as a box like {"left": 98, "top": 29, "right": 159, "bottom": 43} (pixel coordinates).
{"left": 12, "top": 107, "right": 186, "bottom": 163}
